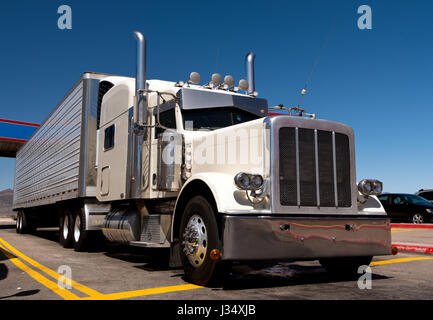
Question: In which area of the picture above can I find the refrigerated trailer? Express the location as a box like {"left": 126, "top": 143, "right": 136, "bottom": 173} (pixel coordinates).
{"left": 13, "top": 31, "right": 394, "bottom": 285}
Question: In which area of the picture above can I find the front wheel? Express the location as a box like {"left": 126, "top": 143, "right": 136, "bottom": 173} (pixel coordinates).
{"left": 179, "top": 196, "right": 227, "bottom": 286}
{"left": 411, "top": 213, "right": 424, "bottom": 224}
{"left": 319, "top": 256, "right": 373, "bottom": 278}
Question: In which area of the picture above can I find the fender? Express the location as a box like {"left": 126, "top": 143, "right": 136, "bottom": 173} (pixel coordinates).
{"left": 357, "top": 193, "right": 388, "bottom": 216}
{"left": 170, "top": 172, "right": 271, "bottom": 242}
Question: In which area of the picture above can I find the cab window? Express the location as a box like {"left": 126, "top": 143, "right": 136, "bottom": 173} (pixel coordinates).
{"left": 156, "top": 108, "right": 176, "bottom": 138}
{"left": 104, "top": 125, "right": 115, "bottom": 150}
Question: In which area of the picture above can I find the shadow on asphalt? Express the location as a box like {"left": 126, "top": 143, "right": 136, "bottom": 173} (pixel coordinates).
{"left": 0, "top": 289, "right": 40, "bottom": 299}
{"left": 0, "top": 263, "right": 8, "bottom": 281}
{"left": 105, "top": 246, "right": 173, "bottom": 272}
{"left": 4, "top": 229, "right": 392, "bottom": 291}
{"left": 212, "top": 263, "right": 391, "bottom": 291}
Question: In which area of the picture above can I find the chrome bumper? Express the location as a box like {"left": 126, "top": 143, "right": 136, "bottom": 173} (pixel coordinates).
{"left": 221, "top": 215, "right": 392, "bottom": 261}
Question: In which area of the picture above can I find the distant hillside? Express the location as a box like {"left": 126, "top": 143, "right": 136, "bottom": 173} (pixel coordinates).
{"left": 0, "top": 189, "right": 14, "bottom": 217}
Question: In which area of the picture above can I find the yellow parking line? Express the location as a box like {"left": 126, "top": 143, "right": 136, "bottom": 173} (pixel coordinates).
{"left": 80, "top": 284, "right": 203, "bottom": 300}
{"left": 0, "top": 237, "right": 103, "bottom": 298}
{"left": 0, "top": 244, "right": 79, "bottom": 300}
{"left": 0, "top": 237, "right": 202, "bottom": 300}
{"left": 370, "top": 257, "right": 433, "bottom": 266}
{"left": 391, "top": 229, "right": 419, "bottom": 233}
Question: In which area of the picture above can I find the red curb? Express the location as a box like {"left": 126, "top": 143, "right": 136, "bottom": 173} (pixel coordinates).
{"left": 0, "top": 118, "right": 39, "bottom": 127}
{"left": 0, "top": 137, "right": 27, "bottom": 143}
{"left": 391, "top": 223, "right": 433, "bottom": 229}
{"left": 393, "top": 243, "right": 433, "bottom": 254}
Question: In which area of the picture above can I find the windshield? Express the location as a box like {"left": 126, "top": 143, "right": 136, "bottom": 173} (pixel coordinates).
{"left": 405, "top": 194, "right": 433, "bottom": 206}
{"left": 182, "top": 107, "right": 261, "bottom": 131}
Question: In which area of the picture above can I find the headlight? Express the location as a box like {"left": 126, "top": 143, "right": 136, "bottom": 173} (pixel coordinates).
{"left": 426, "top": 209, "right": 432, "bottom": 214}
{"left": 358, "top": 179, "right": 383, "bottom": 196}
{"left": 250, "top": 175, "right": 264, "bottom": 189}
{"left": 234, "top": 173, "right": 264, "bottom": 190}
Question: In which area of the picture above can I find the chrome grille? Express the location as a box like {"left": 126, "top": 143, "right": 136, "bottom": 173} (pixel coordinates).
{"left": 279, "top": 127, "right": 351, "bottom": 208}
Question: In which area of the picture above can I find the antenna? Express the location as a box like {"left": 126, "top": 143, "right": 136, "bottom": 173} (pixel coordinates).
{"left": 215, "top": 46, "right": 220, "bottom": 73}
{"left": 295, "top": 19, "right": 339, "bottom": 109}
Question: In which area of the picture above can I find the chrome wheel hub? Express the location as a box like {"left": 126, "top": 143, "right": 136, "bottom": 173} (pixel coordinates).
{"left": 182, "top": 215, "right": 208, "bottom": 268}
{"left": 74, "top": 215, "right": 81, "bottom": 242}
{"left": 413, "top": 214, "right": 423, "bottom": 224}
{"left": 17, "top": 213, "right": 22, "bottom": 231}
{"left": 63, "top": 215, "right": 69, "bottom": 239}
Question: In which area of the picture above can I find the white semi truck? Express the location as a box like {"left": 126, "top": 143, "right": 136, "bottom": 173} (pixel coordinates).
{"left": 13, "top": 31, "right": 394, "bottom": 285}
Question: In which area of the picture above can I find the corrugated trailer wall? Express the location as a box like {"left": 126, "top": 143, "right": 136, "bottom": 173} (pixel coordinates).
{"left": 13, "top": 73, "right": 107, "bottom": 209}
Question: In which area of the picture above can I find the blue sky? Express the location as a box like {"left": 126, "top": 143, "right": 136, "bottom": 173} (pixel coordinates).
{"left": 0, "top": 0, "right": 432, "bottom": 193}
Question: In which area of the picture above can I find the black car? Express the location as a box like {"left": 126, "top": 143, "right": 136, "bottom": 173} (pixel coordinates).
{"left": 377, "top": 193, "right": 433, "bottom": 224}
{"left": 415, "top": 189, "right": 433, "bottom": 204}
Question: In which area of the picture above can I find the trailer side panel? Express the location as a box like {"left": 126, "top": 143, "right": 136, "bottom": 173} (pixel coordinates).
{"left": 13, "top": 73, "right": 108, "bottom": 209}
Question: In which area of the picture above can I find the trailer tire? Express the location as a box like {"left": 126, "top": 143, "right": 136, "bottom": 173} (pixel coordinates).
{"left": 16, "top": 210, "right": 33, "bottom": 234}
{"left": 179, "top": 196, "right": 227, "bottom": 286}
{"left": 72, "top": 208, "right": 89, "bottom": 252}
{"left": 16, "top": 211, "right": 24, "bottom": 234}
{"left": 319, "top": 256, "right": 373, "bottom": 278}
{"left": 60, "top": 209, "right": 74, "bottom": 248}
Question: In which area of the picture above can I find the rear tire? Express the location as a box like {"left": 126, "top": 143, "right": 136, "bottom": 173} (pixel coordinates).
{"left": 59, "top": 209, "right": 74, "bottom": 248}
{"left": 16, "top": 210, "right": 33, "bottom": 234}
{"left": 179, "top": 196, "right": 228, "bottom": 286}
{"left": 319, "top": 256, "right": 373, "bottom": 278}
{"left": 72, "top": 208, "right": 88, "bottom": 252}
{"left": 16, "top": 211, "right": 23, "bottom": 234}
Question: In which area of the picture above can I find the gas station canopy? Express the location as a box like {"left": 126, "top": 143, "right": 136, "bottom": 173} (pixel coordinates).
{"left": 0, "top": 119, "right": 39, "bottom": 158}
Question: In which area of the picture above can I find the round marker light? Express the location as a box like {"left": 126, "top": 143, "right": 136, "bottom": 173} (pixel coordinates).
{"left": 210, "top": 73, "right": 222, "bottom": 87}
{"left": 189, "top": 72, "right": 201, "bottom": 84}
{"left": 223, "top": 75, "right": 235, "bottom": 88}
{"left": 210, "top": 249, "right": 221, "bottom": 261}
{"left": 238, "top": 79, "right": 249, "bottom": 92}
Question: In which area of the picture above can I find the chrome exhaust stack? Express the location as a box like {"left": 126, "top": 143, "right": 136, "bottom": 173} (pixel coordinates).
{"left": 133, "top": 31, "right": 147, "bottom": 126}
{"left": 130, "top": 31, "right": 148, "bottom": 199}
{"left": 245, "top": 52, "right": 256, "bottom": 95}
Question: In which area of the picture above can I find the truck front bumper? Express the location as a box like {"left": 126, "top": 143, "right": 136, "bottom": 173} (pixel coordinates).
{"left": 221, "top": 215, "right": 392, "bottom": 261}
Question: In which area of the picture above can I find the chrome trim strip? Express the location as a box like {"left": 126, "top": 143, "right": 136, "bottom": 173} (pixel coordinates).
{"left": 314, "top": 129, "right": 320, "bottom": 208}
{"left": 332, "top": 131, "right": 338, "bottom": 207}
{"left": 295, "top": 127, "right": 300, "bottom": 207}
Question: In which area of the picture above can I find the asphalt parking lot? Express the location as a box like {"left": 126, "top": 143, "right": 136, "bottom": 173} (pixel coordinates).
{"left": 1, "top": 217, "right": 433, "bottom": 300}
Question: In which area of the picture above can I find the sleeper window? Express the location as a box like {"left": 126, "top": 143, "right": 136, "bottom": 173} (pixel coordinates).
{"left": 104, "top": 125, "right": 115, "bottom": 150}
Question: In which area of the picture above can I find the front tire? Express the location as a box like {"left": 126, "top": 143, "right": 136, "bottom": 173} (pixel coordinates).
{"left": 319, "top": 256, "right": 373, "bottom": 278}
{"left": 179, "top": 196, "right": 226, "bottom": 286}
{"left": 411, "top": 213, "right": 424, "bottom": 224}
